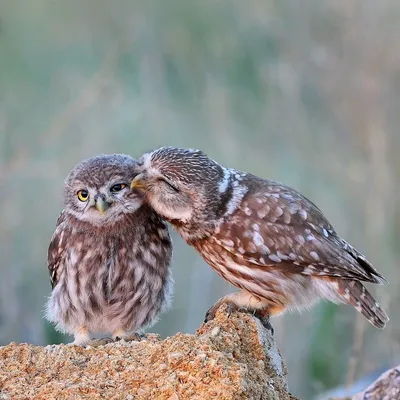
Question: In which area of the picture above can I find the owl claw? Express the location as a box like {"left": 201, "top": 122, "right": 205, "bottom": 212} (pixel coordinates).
{"left": 204, "top": 301, "right": 241, "bottom": 323}
{"left": 255, "top": 314, "right": 274, "bottom": 335}
{"left": 204, "top": 302, "right": 274, "bottom": 335}
{"left": 115, "top": 333, "right": 143, "bottom": 342}
{"left": 85, "top": 337, "right": 114, "bottom": 347}
{"left": 252, "top": 310, "right": 274, "bottom": 335}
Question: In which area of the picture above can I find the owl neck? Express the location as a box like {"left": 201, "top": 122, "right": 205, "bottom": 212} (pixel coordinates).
{"left": 172, "top": 219, "right": 217, "bottom": 243}
{"left": 65, "top": 211, "right": 149, "bottom": 236}
{"left": 169, "top": 171, "right": 249, "bottom": 242}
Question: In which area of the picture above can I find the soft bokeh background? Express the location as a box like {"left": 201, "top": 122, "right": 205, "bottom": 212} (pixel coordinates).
{"left": 1, "top": 1, "right": 399, "bottom": 398}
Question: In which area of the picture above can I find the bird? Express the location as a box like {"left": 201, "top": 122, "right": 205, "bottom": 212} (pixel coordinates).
{"left": 130, "top": 146, "right": 389, "bottom": 330}
{"left": 45, "top": 154, "right": 173, "bottom": 345}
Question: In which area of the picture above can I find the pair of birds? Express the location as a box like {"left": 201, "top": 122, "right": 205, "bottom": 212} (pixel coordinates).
{"left": 46, "top": 147, "right": 389, "bottom": 345}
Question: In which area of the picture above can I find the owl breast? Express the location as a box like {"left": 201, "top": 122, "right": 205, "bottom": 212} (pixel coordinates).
{"left": 46, "top": 224, "right": 172, "bottom": 336}
{"left": 192, "top": 237, "right": 334, "bottom": 313}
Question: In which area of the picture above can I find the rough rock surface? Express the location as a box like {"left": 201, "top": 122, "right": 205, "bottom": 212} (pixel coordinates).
{"left": 352, "top": 364, "right": 400, "bottom": 400}
{"left": 0, "top": 305, "right": 297, "bottom": 399}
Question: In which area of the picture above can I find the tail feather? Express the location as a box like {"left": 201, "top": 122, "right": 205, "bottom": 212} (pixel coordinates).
{"left": 342, "top": 239, "right": 388, "bottom": 284}
{"left": 338, "top": 280, "right": 389, "bottom": 329}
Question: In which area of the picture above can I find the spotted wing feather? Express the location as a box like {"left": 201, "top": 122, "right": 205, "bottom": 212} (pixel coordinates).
{"left": 214, "top": 175, "right": 386, "bottom": 284}
{"left": 47, "top": 210, "right": 68, "bottom": 289}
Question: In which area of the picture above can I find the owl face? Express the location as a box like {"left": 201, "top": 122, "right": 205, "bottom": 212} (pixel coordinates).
{"left": 131, "top": 147, "right": 225, "bottom": 222}
{"left": 65, "top": 154, "right": 143, "bottom": 226}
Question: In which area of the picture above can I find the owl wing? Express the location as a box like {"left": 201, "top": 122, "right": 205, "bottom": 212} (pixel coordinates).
{"left": 214, "top": 178, "right": 386, "bottom": 284}
{"left": 47, "top": 210, "right": 67, "bottom": 289}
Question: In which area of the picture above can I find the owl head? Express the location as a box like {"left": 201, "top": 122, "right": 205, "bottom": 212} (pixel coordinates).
{"left": 130, "top": 147, "right": 227, "bottom": 223}
{"left": 64, "top": 154, "right": 143, "bottom": 226}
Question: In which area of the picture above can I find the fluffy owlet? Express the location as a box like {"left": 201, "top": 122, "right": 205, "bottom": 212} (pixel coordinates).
{"left": 45, "top": 154, "right": 173, "bottom": 345}
{"left": 130, "top": 147, "right": 389, "bottom": 329}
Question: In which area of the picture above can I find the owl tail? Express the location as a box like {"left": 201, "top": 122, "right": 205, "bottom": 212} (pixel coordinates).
{"left": 338, "top": 280, "right": 389, "bottom": 329}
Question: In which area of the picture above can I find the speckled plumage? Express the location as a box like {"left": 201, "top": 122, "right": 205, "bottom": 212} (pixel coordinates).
{"left": 45, "top": 154, "right": 173, "bottom": 344}
{"left": 131, "top": 147, "right": 389, "bottom": 329}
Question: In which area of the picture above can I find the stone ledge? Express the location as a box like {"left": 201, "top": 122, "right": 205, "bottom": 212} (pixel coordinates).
{"left": 0, "top": 304, "right": 297, "bottom": 400}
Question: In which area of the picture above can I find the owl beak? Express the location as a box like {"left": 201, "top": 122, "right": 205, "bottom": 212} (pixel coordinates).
{"left": 95, "top": 197, "right": 109, "bottom": 215}
{"left": 130, "top": 174, "right": 147, "bottom": 190}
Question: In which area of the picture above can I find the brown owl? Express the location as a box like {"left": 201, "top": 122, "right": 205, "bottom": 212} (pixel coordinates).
{"left": 130, "top": 147, "right": 389, "bottom": 330}
{"left": 45, "top": 154, "right": 173, "bottom": 345}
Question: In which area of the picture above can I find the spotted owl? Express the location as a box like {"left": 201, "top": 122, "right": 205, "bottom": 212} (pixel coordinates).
{"left": 130, "top": 147, "right": 388, "bottom": 329}
{"left": 45, "top": 154, "right": 173, "bottom": 345}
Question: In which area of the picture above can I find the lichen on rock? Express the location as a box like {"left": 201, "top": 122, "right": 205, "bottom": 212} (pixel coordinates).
{"left": 0, "top": 304, "right": 297, "bottom": 399}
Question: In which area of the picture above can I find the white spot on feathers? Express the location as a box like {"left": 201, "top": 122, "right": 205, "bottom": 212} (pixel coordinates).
{"left": 244, "top": 207, "right": 252, "bottom": 216}
{"left": 260, "top": 245, "right": 271, "bottom": 254}
{"left": 298, "top": 209, "right": 307, "bottom": 220}
{"left": 257, "top": 209, "right": 267, "bottom": 219}
{"left": 277, "top": 251, "right": 288, "bottom": 260}
{"left": 302, "top": 266, "right": 315, "bottom": 275}
{"left": 269, "top": 254, "right": 281, "bottom": 263}
{"left": 253, "top": 232, "right": 264, "bottom": 246}
{"left": 221, "top": 238, "right": 234, "bottom": 247}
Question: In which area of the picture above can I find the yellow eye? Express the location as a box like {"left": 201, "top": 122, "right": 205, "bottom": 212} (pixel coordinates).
{"left": 110, "top": 183, "right": 127, "bottom": 193}
{"left": 77, "top": 189, "right": 89, "bottom": 202}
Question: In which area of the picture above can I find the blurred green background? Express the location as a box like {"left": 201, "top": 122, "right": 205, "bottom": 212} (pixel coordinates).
{"left": 0, "top": 0, "right": 399, "bottom": 398}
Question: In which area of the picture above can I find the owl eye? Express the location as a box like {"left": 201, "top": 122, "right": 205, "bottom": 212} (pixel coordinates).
{"left": 159, "top": 178, "right": 179, "bottom": 193}
{"left": 110, "top": 183, "right": 127, "bottom": 193}
{"left": 77, "top": 189, "right": 89, "bottom": 202}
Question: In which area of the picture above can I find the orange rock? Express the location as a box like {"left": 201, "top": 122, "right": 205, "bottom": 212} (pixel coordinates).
{"left": 0, "top": 305, "right": 297, "bottom": 399}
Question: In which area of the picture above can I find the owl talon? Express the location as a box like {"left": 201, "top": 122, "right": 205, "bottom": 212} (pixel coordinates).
{"left": 254, "top": 314, "right": 274, "bottom": 335}
{"left": 116, "top": 333, "right": 143, "bottom": 342}
{"left": 204, "top": 300, "right": 239, "bottom": 323}
{"left": 85, "top": 337, "right": 114, "bottom": 347}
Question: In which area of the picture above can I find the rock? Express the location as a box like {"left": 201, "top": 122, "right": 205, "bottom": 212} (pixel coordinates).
{"left": 0, "top": 304, "right": 297, "bottom": 399}
{"left": 352, "top": 364, "right": 400, "bottom": 400}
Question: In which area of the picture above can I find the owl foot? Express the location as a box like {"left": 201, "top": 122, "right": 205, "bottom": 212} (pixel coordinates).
{"left": 70, "top": 327, "right": 91, "bottom": 346}
{"left": 204, "top": 300, "right": 274, "bottom": 335}
{"left": 114, "top": 333, "right": 143, "bottom": 342}
{"left": 85, "top": 337, "right": 114, "bottom": 347}
{"left": 253, "top": 311, "right": 274, "bottom": 335}
{"left": 204, "top": 300, "right": 241, "bottom": 323}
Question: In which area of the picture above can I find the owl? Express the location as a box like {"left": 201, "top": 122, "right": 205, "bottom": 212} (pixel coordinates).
{"left": 130, "top": 146, "right": 389, "bottom": 330}
{"left": 45, "top": 154, "right": 173, "bottom": 345}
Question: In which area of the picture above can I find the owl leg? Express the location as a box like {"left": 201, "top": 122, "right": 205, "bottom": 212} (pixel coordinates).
{"left": 71, "top": 327, "right": 91, "bottom": 345}
{"left": 71, "top": 327, "right": 114, "bottom": 347}
{"left": 204, "top": 290, "right": 275, "bottom": 333}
